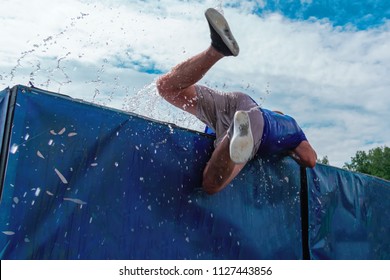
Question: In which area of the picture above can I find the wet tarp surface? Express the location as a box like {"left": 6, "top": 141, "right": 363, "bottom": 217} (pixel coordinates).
{"left": 307, "top": 165, "right": 390, "bottom": 259}
{"left": 0, "top": 85, "right": 302, "bottom": 259}
{"left": 0, "top": 88, "right": 10, "bottom": 152}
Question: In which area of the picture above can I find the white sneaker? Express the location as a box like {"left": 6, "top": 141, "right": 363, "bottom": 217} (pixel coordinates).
{"left": 229, "top": 111, "right": 254, "bottom": 163}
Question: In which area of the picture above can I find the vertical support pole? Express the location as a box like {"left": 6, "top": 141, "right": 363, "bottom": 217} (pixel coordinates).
{"left": 0, "top": 86, "right": 18, "bottom": 201}
{"left": 300, "top": 166, "right": 310, "bottom": 260}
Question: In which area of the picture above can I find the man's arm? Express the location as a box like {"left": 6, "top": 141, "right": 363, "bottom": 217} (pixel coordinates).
{"left": 288, "top": 150, "right": 303, "bottom": 164}
{"left": 289, "top": 141, "right": 317, "bottom": 168}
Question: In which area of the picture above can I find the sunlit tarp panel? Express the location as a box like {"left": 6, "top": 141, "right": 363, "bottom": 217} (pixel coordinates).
{"left": 0, "top": 85, "right": 303, "bottom": 259}
{"left": 307, "top": 165, "right": 390, "bottom": 259}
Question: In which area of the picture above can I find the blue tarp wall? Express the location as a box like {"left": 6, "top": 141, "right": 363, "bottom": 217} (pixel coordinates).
{"left": 0, "top": 85, "right": 389, "bottom": 259}
{"left": 0, "top": 88, "right": 10, "bottom": 155}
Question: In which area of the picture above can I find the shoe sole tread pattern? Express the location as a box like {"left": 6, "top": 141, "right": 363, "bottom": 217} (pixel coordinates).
{"left": 205, "top": 8, "right": 239, "bottom": 56}
{"left": 230, "top": 111, "right": 253, "bottom": 163}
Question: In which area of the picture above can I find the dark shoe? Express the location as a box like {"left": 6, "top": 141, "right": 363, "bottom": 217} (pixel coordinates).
{"left": 205, "top": 8, "right": 239, "bottom": 57}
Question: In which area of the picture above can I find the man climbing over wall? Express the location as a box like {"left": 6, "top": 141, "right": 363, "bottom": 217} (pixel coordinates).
{"left": 157, "top": 8, "right": 317, "bottom": 195}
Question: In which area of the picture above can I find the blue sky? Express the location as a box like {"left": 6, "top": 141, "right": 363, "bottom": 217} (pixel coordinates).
{"left": 0, "top": 0, "right": 389, "bottom": 167}
{"left": 238, "top": 0, "right": 389, "bottom": 29}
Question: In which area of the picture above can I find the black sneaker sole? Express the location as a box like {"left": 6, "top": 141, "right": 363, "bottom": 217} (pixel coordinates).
{"left": 205, "top": 8, "right": 239, "bottom": 57}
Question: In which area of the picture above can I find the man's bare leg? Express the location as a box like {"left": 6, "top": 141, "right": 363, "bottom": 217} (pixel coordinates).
{"left": 202, "top": 135, "right": 247, "bottom": 194}
{"left": 157, "top": 8, "right": 239, "bottom": 116}
{"left": 156, "top": 47, "right": 223, "bottom": 116}
{"left": 157, "top": 8, "right": 246, "bottom": 194}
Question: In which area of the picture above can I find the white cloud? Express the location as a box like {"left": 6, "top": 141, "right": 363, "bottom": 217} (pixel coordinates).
{"left": 0, "top": 0, "right": 389, "bottom": 167}
{"left": 216, "top": 10, "right": 390, "bottom": 167}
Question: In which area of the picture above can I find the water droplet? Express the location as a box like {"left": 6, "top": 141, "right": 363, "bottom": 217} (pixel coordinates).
{"left": 63, "top": 198, "right": 87, "bottom": 205}
{"left": 58, "top": 127, "right": 66, "bottom": 135}
{"left": 37, "top": 150, "right": 45, "bottom": 159}
{"left": 10, "top": 144, "right": 18, "bottom": 154}
{"left": 54, "top": 168, "right": 68, "bottom": 184}
{"left": 34, "top": 188, "right": 41, "bottom": 197}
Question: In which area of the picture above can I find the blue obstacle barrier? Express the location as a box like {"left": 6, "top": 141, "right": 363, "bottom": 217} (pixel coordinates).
{"left": 307, "top": 164, "right": 390, "bottom": 259}
{"left": 0, "top": 85, "right": 389, "bottom": 259}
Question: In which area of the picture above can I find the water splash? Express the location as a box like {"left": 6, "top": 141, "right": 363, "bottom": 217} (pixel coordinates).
{"left": 2, "top": 11, "right": 90, "bottom": 90}
{"left": 214, "top": 0, "right": 224, "bottom": 14}
{"left": 241, "top": 81, "right": 272, "bottom": 114}
{"left": 2, "top": 2, "right": 267, "bottom": 134}
{"left": 124, "top": 80, "right": 204, "bottom": 131}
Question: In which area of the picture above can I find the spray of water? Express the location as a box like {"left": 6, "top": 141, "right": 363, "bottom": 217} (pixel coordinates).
{"left": 2, "top": 0, "right": 270, "bottom": 133}
{"left": 123, "top": 80, "right": 204, "bottom": 131}
{"left": 214, "top": 0, "right": 224, "bottom": 14}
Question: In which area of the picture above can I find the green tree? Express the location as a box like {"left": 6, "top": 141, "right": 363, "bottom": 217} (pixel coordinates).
{"left": 317, "top": 155, "right": 329, "bottom": 165}
{"left": 344, "top": 146, "right": 390, "bottom": 180}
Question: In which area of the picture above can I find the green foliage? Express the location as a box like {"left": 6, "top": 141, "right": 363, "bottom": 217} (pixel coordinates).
{"left": 344, "top": 146, "right": 390, "bottom": 180}
{"left": 317, "top": 155, "right": 329, "bottom": 165}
